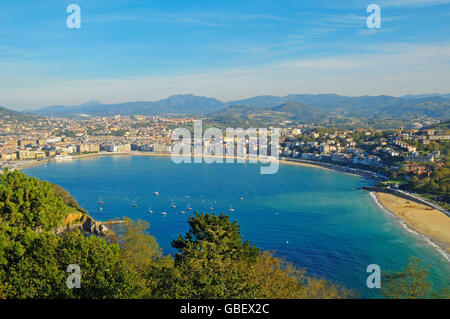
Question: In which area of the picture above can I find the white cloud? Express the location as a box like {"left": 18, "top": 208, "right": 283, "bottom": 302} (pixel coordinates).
{"left": 380, "top": 0, "right": 450, "bottom": 7}
{"left": 85, "top": 10, "right": 286, "bottom": 27}
{"left": 2, "top": 43, "right": 450, "bottom": 110}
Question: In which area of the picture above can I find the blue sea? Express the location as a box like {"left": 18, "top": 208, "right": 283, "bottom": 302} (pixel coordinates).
{"left": 23, "top": 155, "right": 450, "bottom": 297}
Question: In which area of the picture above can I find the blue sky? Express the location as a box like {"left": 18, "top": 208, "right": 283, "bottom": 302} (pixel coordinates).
{"left": 1, "top": 0, "right": 449, "bottom": 109}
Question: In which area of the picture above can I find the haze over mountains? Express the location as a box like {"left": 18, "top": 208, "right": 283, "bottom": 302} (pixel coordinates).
{"left": 33, "top": 94, "right": 225, "bottom": 117}
{"left": 29, "top": 93, "right": 450, "bottom": 123}
{"left": 0, "top": 105, "right": 39, "bottom": 122}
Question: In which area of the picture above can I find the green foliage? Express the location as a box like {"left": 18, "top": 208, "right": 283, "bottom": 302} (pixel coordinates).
{"left": 112, "top": 218, "right": 165, "bottom": 297}
{"left": 379, "top": 258, "right": 449, "bottom": 299}
{"left": 115, "top": 218, "right": 162, "bottom": 272}
{"left": 249, "top": 251, "right": 354, "bottom": 299}
{"left": 167, "top": 212, "right": 353, "bottom": 299}
{"left": 0, "top": 105, "right": 39, "bottom": 123}
{"left": 0, "top": 170, "right": 142, "bottom": 298}
{"left": 172, "top": 212, "right": 259, "bottom": 262}
{"left": 170, "top": 213, "right": 260, "bottom": 298}
{"left": 50, "top": 183, "right": 88, "bottom": 214}
{"left": 426, "top": 164, "right": 450, "bottom": 194}
{"left": 407, "top": 140, "right": 450, "bottom": 208}
{"left": 0, "top": 170, "right": 398, "bottom": 300}
{"left": 0, "top": 169, "right": 69, "bottom": 233}
{"left": 1, "top": 231, "right": 139, "bottom": 298}
{"left": 111, "top": 130, "right": 126, "bottom": 136}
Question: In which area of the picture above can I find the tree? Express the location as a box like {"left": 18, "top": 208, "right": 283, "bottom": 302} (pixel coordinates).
{"left": 250, "top": 251, "right": 354, "bottom": 299}
{"left": 169, "top": 212, "right": 353, "bottom": 299}
{"left": 0, "top": 169, "right": 69, "bottom": 233}
{"left": 0, "top": 169, "right": 70, "bottom": 297}
{"left": 171, "top": 213, "right": 260, "bottom": 298}
{"left": 1, "top": 170, "right": 356, "bottom": 299}
{"left": 115, "top": 217, "right": 161, "bottom": 273}
{"left": 0, "top": 170, "right": 143, "bottom": 298}
{"left": 1, "top": 230, "right": 140, "bottom": 298}
{"left": 113, "top": 217, "right": 164, "bottom": 298}
{"left": 427, "top": 141, "right": 440, "bottom": 152}
{"left": 172, "top": 212, "right": 260, "bottom": 263}
{"left": 379, "top": 258, "right": 449, "bottom": 299}
{"left": 50, "top": 183, "right": 87, "bottom": 214}
{"left": 56, "top": 231, "right": 142, "bottom": 299}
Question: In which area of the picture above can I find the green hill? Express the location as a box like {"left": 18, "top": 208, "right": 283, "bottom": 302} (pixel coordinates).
{"left": 0, "top": 105, "right": 39, "bottom": 122}
{"left": 208, "top": 97, "right": 450, "bottom": 128}
{"left": 208, "top": 102, "right": 329, "bottom": 127}
{"left": 0, "top": 169, "right": 355, "bottom": 299}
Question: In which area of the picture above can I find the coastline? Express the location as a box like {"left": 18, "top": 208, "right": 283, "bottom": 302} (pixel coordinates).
{"left": 371, "top": 191, "right": 450, "bottom": 260}
{"left": 16, "top": 151, "right": 382, "bottom": 180}
{"left": 15, "top": 151, "right": 450, "bottom": 260}
{"left": 281, "top": 158, "right": 387, "bottom": 180}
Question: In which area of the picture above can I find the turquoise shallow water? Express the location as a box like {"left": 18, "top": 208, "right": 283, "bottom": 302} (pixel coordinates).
{"left": 23, "top": 155, "right": 449, "bottom": 297}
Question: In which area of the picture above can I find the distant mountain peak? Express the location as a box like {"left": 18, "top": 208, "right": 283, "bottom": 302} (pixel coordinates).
{"left": 30, "top": 93, "right": 449, "bottom": 120}
{"left": 79, "top": 100, "right": 103, "bottom": 107}
{"left": 158, "top": 94, "right": 221, "bottom": 102}
{"left": 33, "top": 94, "right": 225, "bottom": 117}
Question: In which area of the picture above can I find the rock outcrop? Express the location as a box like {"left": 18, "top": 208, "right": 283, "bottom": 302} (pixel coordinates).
{"left": 62, "top": 212, "right": 114, "bottom": 237}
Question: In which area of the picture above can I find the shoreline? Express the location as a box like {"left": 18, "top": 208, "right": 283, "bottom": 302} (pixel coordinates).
{"left": 281, "top": 158, "right": 387, "bottom": 180}
{"left": 14, "top": 151, "right": 450, "bottom": 261}
{"left": 371, "top": 192, "right": 450, "bottom": 261}
{"left": 16, "top": 151, "right": 383, "bottom": 181}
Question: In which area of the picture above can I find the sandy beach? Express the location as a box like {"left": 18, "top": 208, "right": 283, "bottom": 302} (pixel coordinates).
{"left": 15, "top": 152, "right": 333, "bottom": 172}
{"left": 374, "top": 192, "right": 450, "bottom": 255}
{"left": 13, "top": 152, "right": 449, "bottom": 258}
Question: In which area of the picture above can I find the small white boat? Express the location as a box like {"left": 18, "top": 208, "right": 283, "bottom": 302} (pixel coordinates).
{"left": 229, "top": 205, "right": 235, "bottom": 212}
{"left": 185, "top": 195, "right": 189, "bottom": 199}
{"left": 213, "top": 201, "right": 217, "bottom": 204}
{"left": 240, "top": 197, "right": 244, "bottom": 200}
{"left": 171, "top": 200, "right": 176, "bottom": 209}
{"left": 210, "top": 206, "right": 214, "bottom": 210}
{"left": 161, "top": 212, "right": 167, "bottom": 215}
{"left": 180, "top": 211, "right": 185, "bottom": 214}
{"left": 154, "top": 192, "right": 159, "bottom": 196}
{"left": 148, "top": 206, "right": 153, "bottom": 214}
{"left": 187, "top": 203, "right": 192, "bottom": 211}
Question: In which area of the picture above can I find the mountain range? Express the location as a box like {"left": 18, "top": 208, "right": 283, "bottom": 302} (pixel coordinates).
{"left": 208, "top": 102, "right": 329, "bottom": 126}
{"left": 33, "top": 94, "right": 224, "bottom": 117}
{"left": 1, "top": 93, "right": 448, "bottom": 128}
{"left": 30, "top": 93, "right": 450, "bottom": 122}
